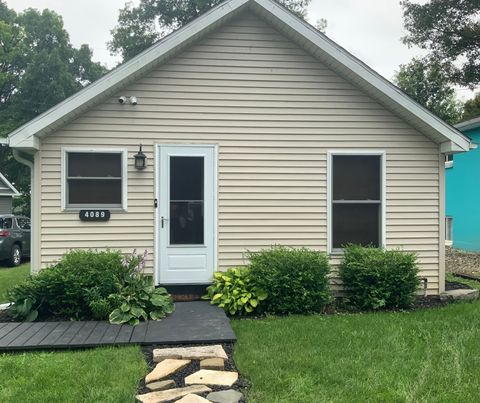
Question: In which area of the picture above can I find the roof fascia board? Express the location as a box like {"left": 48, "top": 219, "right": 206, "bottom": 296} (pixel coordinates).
{"left": 251, "top": 0, "right": 470, "bottom": 151}
{"left": 8, "top": 0, "right": 250, "bottom": 148}
{"left": 455, "top": 117, "right": 480, "bottom": 132}
{"left": 0, "top": 172, "right": 20, "bottom": 196}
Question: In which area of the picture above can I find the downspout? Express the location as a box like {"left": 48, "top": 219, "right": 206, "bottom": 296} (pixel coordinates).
{"left": 12, "top": 149, "right": 36, "bottom": 274}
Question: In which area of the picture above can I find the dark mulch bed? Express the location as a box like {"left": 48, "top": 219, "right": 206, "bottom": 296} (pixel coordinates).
{"left": 446, "top": 280, "right": 473, "bottom": 291}
{"left": 138, "top": 343, "right": 249, "bottom": 402}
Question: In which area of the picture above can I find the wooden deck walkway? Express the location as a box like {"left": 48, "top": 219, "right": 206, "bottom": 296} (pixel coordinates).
{"left": 0, "top": 301, "right": 236, "bottom": 351}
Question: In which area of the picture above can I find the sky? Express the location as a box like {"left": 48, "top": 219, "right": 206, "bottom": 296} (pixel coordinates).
{"left": 5, "top": 0, "right": 475, "bottom": 101}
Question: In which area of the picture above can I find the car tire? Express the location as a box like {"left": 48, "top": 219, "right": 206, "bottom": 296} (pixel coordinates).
{"left": 8, "top": 245, "right": 22, "bottom": 267}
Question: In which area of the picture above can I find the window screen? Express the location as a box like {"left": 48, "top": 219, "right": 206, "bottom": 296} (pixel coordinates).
{"left": 331, "top": 154, "right": 382, "bottom": 249}
{"left": 66, "top": 152, "right": 123, "bottom": 207}
{"left": 170, "top": 156, "right": 204, "bottom": 245}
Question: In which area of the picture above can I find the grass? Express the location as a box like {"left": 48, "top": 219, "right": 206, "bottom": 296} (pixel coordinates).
{"left": 0, "top": 263, "right": 30, "bottom": 303}
{"left": 446, "top": 272, "right": 480, "bottom": 290}
{"left": 0, "top": 346, "right": 147, "bottom": 403}
{"left": 232, "top": 301, "right": 480, "bottom": 403}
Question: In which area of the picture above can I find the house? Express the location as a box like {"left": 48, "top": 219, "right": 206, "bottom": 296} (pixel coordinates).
{"left": 446, "top": 116, "right": 480, "bottom": 251}
{"left": 0, "top": 172, "right": 20, "bottom": 214}
{"left": 5, "top": 0, "right": 471, "bottom": 295}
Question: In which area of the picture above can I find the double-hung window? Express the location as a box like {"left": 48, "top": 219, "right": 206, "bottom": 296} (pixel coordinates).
{"left": 329, "top": 152, "right": 384, "bottom": 252}
{"left": 63, "top": 149, "right": 127, "bottom": 210}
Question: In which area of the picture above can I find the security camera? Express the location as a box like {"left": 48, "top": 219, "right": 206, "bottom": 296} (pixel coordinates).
{"left": 130, "top": 96, "right": 138, "bottom": 106}
{"left": 118, "top": 96, "right": 127, "bottom": 104}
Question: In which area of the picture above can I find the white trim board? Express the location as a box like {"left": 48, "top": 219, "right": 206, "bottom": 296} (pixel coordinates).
{"left": 326, "top": 150, "right": 387, "bottom": 254}
{"left": 0, "top": 172, "right": 20, "bottom": 196}
{"left": 7, "top": 0, "right": 470, "bottom": 153}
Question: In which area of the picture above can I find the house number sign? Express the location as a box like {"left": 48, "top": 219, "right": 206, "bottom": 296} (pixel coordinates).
{"left": 79, "top": 210, "right": 111, "bottom": 222}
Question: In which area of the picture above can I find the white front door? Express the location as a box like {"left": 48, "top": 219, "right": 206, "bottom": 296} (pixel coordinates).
{"left": 157, "top": 145, "right": 216, "bottom": 284}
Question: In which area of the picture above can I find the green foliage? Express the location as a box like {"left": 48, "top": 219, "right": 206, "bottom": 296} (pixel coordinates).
{"left": 394, "top": 58, "right": 462, "bottom": 124}
{"left": 109, "top": 0, "right": 312, "bottom": 61}
{"left": 339, "top": 245, "right": 420, "bottom": 310}
{"left": 7, "top": 250, "right": 126, "bottom": 321}
{"left": 203, "top": 268, "right": 267, "bottom": 316}
{"left": 462, "top": 92, "right": 480, "bottom": 121}
{"left": 401, "top": 0, "right": 480, "bottom": 88}
{"left": 248, "top": 246, "right": 332, "bottom": 315}
{"left": 0, "top": 2, "right": 106, "bottom": 215}
{"left": 108, "top": 275, "right": 174, "bottom": 326}
{"left": 7, "top": 249, "right": 174, "bottom": 325}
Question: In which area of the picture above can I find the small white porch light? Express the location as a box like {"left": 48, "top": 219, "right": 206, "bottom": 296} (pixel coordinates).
{"left": 134, "top": 145, "right": 147, "bottom": 170}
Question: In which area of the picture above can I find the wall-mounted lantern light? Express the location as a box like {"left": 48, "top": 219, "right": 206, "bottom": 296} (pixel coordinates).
{"left": 134, "top": 145, "right": 147, "bottom": 170}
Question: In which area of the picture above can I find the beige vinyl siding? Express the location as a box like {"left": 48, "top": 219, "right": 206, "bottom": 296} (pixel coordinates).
{"left": 38, "top": 12, "right": 442, "bottom": 294}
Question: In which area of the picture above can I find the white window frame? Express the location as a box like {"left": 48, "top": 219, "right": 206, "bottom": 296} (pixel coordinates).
{"left": 445, "top": 216, "right": 453, "bottom": 245}
{"left": 445, "top": 154, "right": 454, "bottom": 169}
{"left": 61, "top": 147, "right": 128, "bottom": 211}
{"left": 327, "top": 150, "right": 386, "bottom": 254}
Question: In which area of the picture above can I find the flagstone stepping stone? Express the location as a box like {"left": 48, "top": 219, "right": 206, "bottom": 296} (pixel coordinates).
{"left": 153, "top": 345, "right": 228, "bottom": 362}
{"left": 206, "top": 389, "right": 243, "bottom": 403}
{"left": 136, "top": 385, "right": 212, "bottom": 403}
{"left": 185, "top": 370, "right": 238, "bottom": 387}
{"left": 176, "top": 394, "right": 210, "bottom": 402}
{"left": 145, "top": 359, "right": 191, "bottom": 384}
{"left": 145, "top": 379, "right": 176, "bottom": 392}
{"left": 200, "top": 358, "right": 225, "bottom": 371}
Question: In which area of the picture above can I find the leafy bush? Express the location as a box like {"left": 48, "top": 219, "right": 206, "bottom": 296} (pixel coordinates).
{"left": 338, "top": 244, "right": 420, "bottom": 310}
{"left": 108, "top": 258, "right": 174, "bottom": 325}
{"left": 7, "top": 249, "right": 174, "bottom": 325}
{"left": 248, "top": 246, "right": 332, "bottom": 315}
{"left": 203, "top": 268, "right": 267, "bottom": 316}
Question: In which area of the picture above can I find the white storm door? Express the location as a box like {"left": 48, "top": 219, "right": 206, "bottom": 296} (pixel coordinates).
{"left": 158, "top": 145, "right": 215, "bottom": 284}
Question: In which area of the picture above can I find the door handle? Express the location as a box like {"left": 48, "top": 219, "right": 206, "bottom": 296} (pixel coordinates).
{"left": 161, "top": 217, "right": 169, "bottom": 228}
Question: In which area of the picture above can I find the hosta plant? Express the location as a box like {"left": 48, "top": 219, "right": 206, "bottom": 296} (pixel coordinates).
{"left": 108, "top": 250, "right": 175, "bottom": 325}
{"left": 203, "top": 268, "right": 267, "bottom": 316}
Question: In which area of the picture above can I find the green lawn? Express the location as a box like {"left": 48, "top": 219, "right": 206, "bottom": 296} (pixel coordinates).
{"left": 233, "top": 301, "right": 480, "bottom": 403}
{"left": 0, "top": 346, "right": 146, "bottom": 403}
{"left": 0, "top": 263, "right": 30, "bottom": 303}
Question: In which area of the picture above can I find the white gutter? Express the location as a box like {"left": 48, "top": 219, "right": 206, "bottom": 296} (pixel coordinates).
{"left": 12, "top": 149, "right": 36, "bottom": 275}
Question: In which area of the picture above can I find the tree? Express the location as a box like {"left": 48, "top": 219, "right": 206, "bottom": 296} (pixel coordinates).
{"left": 109, "top": 0, "right": 312, "bottom": 61}
{"left": 462, "top": 93, "right": 480, "bottom": 121}
{"left": 401, "top": 0, "right": 480, "bottom": 89}
{"left": 0, "top": 2, "right": 106, "bottom": 214}
{"left": 394, "top": 58, "right": 462, "bottom": 124}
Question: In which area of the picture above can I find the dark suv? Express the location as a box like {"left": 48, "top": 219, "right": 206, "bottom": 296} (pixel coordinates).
{"left": 0, "top": 215, "right": 30, "bottom": 266}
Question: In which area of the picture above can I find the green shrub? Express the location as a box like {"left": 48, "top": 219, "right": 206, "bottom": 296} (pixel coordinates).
{"left": 8, "top": 250, "right": 125, "bottom": 321}
{"left": 203, "top": 268, "right": 267, "bottom": 316}
{"left": 7, "top": 249, "right": 174, "bottom": 324}
{"left": 338, "top": 244, "right": 420, "bottom": 310}
{"left": 248, "top": 246, "right": 332, "bottom": 315}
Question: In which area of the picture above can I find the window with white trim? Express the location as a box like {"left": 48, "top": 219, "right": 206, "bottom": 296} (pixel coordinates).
{"left": 331, "top": 154, "right": 383, "bottom": 250}
{"left": 64, "top": 150, "right": 126, "bottom": 209}
{"left": 446, "top": 216, "right": 453, "bottom": 242}
{"left": 445, "top": 154, "right": 453, "bottom": 168}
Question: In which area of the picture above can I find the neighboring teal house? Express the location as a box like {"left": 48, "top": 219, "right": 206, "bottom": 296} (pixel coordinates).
{"left": 446, "top": 116, "right": 480, "bottom": 250}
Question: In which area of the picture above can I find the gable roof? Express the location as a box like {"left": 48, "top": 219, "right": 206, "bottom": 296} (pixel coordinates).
{"left": 0, "top": 172, "right": 20, "bottom": 197}
{"left": 456, "top": 117, "right": 480, "bottom": 133}
{"left": 8, "top": 0, "right": 471, "bottom": 152}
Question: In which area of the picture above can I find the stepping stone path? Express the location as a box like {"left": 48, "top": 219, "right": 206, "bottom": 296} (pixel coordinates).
{"left": 176, "top": 394, "right": 211, "bottom": 402}
{"left": 207, "top": 390, "right": 244, "bottom": 403}
{"left": 138, "top": 345, "right": 243, "bottom": 403}
{"left": 137, "top": 385, "right": 212, "bottom": 403}
{"left": 200, "top": 358, "right": 225, "bottom": 371}
{"left": 145, "top": 380, "right": 176, "bottom": 392}
{"left": 185, "top": 370, "right": 238, "bottom": 387}
{"left": 145, "top": 359, "right": 191, "bottom": 384}
{"left": 153, "top": 345, "right": 228, "bottom": 362}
